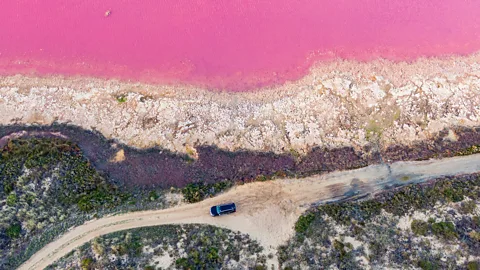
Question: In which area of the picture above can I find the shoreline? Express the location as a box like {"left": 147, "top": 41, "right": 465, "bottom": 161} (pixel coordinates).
{"left": 1, "top": 52, "right": 479, "bottom": 156}
{"left": 3, "top": 0, "right": 480, "bottom": 92}
{"left": 1, "top": 49, "right": 479, "bottom": 93}
{"left": 1, "top": 51, "right": 479, "bottom": 95}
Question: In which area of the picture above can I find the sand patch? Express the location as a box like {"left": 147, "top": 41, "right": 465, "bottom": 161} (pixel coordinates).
{"left": 109, "top": 149, "right": 125, "bottom": 163}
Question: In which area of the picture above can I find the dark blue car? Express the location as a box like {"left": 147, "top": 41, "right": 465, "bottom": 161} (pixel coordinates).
{"left": 210, "top": 202, "right": 236, "bottom": 217}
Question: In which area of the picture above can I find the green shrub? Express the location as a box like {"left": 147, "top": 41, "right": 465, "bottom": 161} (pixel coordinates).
{"left": 182, "top": 183, "right": 205, "bottom": 203}
{"left": 6, "top": 192, "right": 17, "bottom": 206}
{"left": 460, "top": 200, "right": 477, "bottom": 214}
{"left": 206, "top": 247, "right": 219, "bottom": 262}
{"left": 411, "top": 220, "right": 429, "bottom": 236}
{"left": 255, "top": 175, "right": 268, "bottom": 182}
{"left": 176, "top": 257, "right": 190, "bottom": 268}
{"left": 3, "top": 182, "right": 14, "bottom": 194}
{"left": 418, "top": 259, "right": 438, "bottom": 270}
{"left": 469, "top": 231, "right": 480, "bottom": 242}
{"left": 467, "top": 261, "right": 480, "bottom": 270}
{"left": 80, "top": 257, "right": 93, "bottom": 270}
{"left": 474, "top": 216, "right": 480, "bottom": 226}
{"left": 456, "top": 145, "right": 480, "bottom": 156}
{"left": 442, "top": 187, "right": 464, "bottom": 202}
{"left": 181, "top": 181, "right": 232, "bottom": 203}
{"left": 320, "top": 200, "right": 382, "bottom": 225}
{"left": 368, "top": 240, "right": 388, "bottom": 262}
{"left": 116, "top": 95, "right": 127, "bottom": 103}
{"left": 149, "top": 190, "right": 159, "bottom": 201}
{"left": 126, "top": 238, "right": 143, "bottom": 257}
{"left": 295, "top": 213, "right": 315, "bottom": 233}
{"left": 6, "top": 223, "right": 21, "bottom": 238}
{"left": 333, "top": 240, "right": 349, "bottom": 258}
{"left": 431, "top": 222, "right": 457, "bottom": 241}
{"left": 76, "top": 189, "right": 126, "bottom": 212}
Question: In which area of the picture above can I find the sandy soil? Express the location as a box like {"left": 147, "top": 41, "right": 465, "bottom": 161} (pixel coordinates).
{"left": 18, "top": 153, "right": 480, "bottom": 270}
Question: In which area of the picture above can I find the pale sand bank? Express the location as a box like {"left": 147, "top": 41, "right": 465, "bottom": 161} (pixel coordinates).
{"left": 1, "top": 53, "right": 479, "bottom": 155}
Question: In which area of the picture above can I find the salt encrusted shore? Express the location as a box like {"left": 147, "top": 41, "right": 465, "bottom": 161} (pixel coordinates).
{"left": 0, "top": 53, "right": 479, "bottom": 155}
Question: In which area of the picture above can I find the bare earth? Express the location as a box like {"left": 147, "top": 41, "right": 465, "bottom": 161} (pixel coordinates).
{"left": 19, "top": 153, "right": 480, "bottom": 270}
{"left": 1, "top": 53, "right": 480, "bottom": 156}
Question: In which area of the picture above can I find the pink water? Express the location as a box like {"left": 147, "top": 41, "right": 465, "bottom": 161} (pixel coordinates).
{"left": 1, "top": 1, "right": 480, "bottom": 91}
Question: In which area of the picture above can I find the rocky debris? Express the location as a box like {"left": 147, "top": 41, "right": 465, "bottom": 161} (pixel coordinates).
{"left": 0, "top": 54, "right": 479, "bottom": 156}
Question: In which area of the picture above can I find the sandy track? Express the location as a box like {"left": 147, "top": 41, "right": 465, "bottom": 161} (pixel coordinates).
{"left": 19, "top": 154, "right": 480, "bottom": 270}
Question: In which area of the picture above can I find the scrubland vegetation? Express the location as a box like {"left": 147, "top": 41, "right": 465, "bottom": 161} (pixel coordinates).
{"left": 46, "top": 224, "right": 268, "bottom": 270}
{"left": 0, "top": 138, "right": 167, "bottom": 269}
{"left": 280, "top": 174, "right": 480, "bottom": 269}
{"left": 46, "top": 173, "right": 480, "bottom": 269}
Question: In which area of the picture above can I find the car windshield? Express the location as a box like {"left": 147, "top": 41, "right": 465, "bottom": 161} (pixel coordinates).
{"left": 218, "top": 204, "right": 233, "bottom": 211}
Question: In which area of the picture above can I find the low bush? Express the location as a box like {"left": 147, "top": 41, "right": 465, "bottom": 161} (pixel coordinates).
{"left": 467, "top": 261, "right": 480, "bottom": 270}
{"left": 418, "top": 259, "right": 440, "bottom": 270}
{"left": 295, "top": 213, "right": 315, "bottom": 233}
{"left": 456, "top": 145, "right": 480, "bottom": 156}
{"left": 6, "top": 223, "right": 21, "bottom": 238}
{"left": 460, "top": 200, "right": 477, "bottom": 214}
{"left": 411, "top": 220, "right": 429, "bottom": 236}
{"left": 6, "top": 192, "right": 17, "bottom": 206}
{"left": 80, "top": 257, "right": 93, "bottom": 270}
{"left": 181, "top": 181, "right": 232, "bottom": 203}
{"left": 431, "top": 222, "right": 458, "bottom": 241}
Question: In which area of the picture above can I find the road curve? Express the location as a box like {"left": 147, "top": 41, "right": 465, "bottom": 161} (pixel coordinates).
{"left": 19, "top": 154, "right": 480, "bottom": 270}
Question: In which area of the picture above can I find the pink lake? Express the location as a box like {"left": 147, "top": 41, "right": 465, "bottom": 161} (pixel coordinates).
{"left": 1, "top": 0, "right": 480, "bottom": 91}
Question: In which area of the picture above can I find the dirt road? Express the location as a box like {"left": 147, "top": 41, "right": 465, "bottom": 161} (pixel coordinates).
{"left": 19, "top": 154, "right": 480, "bottom": 270}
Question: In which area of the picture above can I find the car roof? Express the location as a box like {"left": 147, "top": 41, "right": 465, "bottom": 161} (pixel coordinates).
{"left": 217, "top": 203, "right": 235, "bottom": 212}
